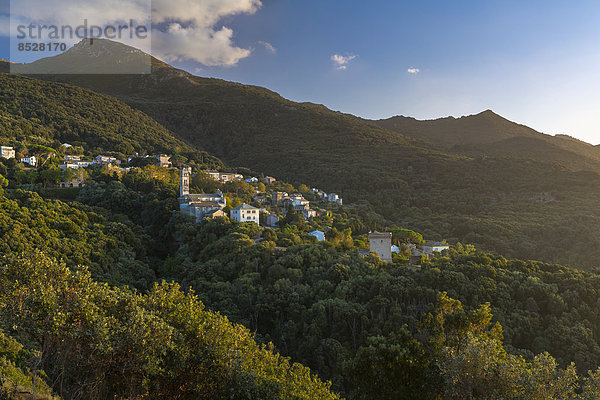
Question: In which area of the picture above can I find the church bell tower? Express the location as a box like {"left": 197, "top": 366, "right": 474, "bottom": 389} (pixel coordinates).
{"left": 180, "top": 167, "right": 191, "bottom": 197}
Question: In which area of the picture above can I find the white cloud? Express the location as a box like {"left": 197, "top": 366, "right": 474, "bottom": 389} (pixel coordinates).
{"left": 258, "top": 41, "right": 276, "bottom": 54}
{"left": 407, "top": 68, "right": 420, "bottom": 74}
{"left": 7, "top": 0, "right": 262, "bottom": 67}
{"left": 152, "top": 23, "right": 252, "bottom": 66}
{"left": 331, "top": 54, "right": 356, "bottom": 70}
{"left": 152, "top": 0, "right": 262, "bottom": 66}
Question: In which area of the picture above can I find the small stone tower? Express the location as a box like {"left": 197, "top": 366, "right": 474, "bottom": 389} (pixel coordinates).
{"left": 180, "top": 167, "right": 191, "bottom": 197}
{"left": 369, "top": 231, "right": 393, "bottom": 263}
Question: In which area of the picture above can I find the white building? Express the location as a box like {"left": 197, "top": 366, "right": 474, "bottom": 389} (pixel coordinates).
{"left": 230, "top": 204, "right": 260, "bottom": 225}
{"left": 203, "top": 170, "right": 243, "bottom": 183}
{"left": 1, "top": 146, "right": 15, "bottom": 159}
{"left": 311, "top": 189, "right": 327, "bottom": 200}
{"left": 65, "top": 155, "right": 82, "bottom": 161}
{"left": 422, "top": 241, "right": 450, "bottom": 253}
{"left": 246, "top": 177, "right": 258, "bottom": 183}
{"left": 153, "top": 154, "right": 172, "bottom": 168}
{"left": 20, "top": 156, "right": 37, "bottom": 166}
{"left": 309, "top": 230, "right": 325, "bottom": 242}
{"left": 292, "top": 198, "right": 309, "bottom": 207}
{"left": 328, "top": 193, "right": 343, "bottom": 205}
{"left": 94, "top": 155, "right": 120, "bottom": 165}
{"left": 203, "top": 170, "right": 221, "bottom": 180}
{"left": 59, "top": 161, "right": 91, "bottom": 170}
{"left": 302, "top": 209, "right": 317, "bottom": 219}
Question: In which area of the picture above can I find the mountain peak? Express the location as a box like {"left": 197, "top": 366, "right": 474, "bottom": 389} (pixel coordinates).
{"left": 11, "top": 38, "right": 157, "bottom": 75}
{"left": 67, "top": 38, "right": 146, "bottom": 58}
{"left": 473, "top": 109, "right": 511, "bottom": 121}
{"left": 477, "top": 109, "right": 500, "bottom": 117}
{"left": 375, "top": 109, "right": 541, "bottom": 148}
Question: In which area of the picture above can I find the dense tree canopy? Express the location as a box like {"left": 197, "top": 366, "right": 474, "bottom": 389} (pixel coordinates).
{"left": 0, "top": 252, "right": 339, "bottom": 399}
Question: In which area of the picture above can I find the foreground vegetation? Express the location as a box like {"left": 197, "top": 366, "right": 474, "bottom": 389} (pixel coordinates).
{"left": 0, "top": 252, "right": 339, "bottom": 399}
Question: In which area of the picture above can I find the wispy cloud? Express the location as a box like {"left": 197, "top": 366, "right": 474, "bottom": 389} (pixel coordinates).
{"left": 258, "top": 41, "right": 276, "bottom": 54}
{"left": 407, "top": 67, "right": 420, "bottom": 74}
{"left": 332, "top": 54, "right": 357, "bottom": 70}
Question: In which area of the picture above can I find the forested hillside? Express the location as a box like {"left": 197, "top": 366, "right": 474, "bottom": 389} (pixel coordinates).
{"left": 163, "top": 216, "right": 600, "bottom": 398}
{"left": 0, "top": 189, "right": 155, "bottom": 288}
{"left": 0, "top": 162, "right": 346, "bottom": 398}
{"left": 0, "top": 73, "right": 222, "bottom": 168}
{"left": 4, "top": 170, "right": 600, "bottom": 399}
{"left": 16, "top": 40, "right": 600, "bottom": 270}
{"left": 376, "top": 110, "right": 541, "bottom": 148}
{"left": 37, "top": 76, "right": 600, "bottom": 269}
{"left": 5, "top": 42, "right": 600, "bottom": 398}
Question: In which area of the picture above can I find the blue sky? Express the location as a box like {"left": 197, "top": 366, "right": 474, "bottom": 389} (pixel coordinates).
{"left": 2, "top": 0, "right": 600, "bottom": 143}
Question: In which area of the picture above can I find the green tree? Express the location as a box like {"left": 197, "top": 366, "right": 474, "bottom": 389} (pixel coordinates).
{"left": 191, "top": 170, "right": 219, "bottom": 193}
{"left": 347, "top": 330, "right": 430, "bottom": 400}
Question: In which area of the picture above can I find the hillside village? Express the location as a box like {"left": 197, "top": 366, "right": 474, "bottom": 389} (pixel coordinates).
{"left": 1, "top": 144, "right": 450, "bottom": 265}
{"left": 3, "top": 26, "right": 600, "bottom": 398}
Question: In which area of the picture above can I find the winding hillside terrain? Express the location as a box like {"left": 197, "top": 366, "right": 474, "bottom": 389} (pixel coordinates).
{"left": 7, "top": 39, "right": 600, "bottom": 269}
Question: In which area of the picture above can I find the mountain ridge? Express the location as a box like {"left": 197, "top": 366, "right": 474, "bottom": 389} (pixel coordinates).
{"left": 6, "top": 39, "right": 600, "bottom": 269}
{"left": 374, "top": 110, "right": 600, "bottom": 171}
{"left": 10, "top": 39, "right": 600, "bottom": 169}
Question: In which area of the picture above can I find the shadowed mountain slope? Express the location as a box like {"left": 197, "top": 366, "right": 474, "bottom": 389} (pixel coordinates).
{"left": 376, "top": 111, "right": 600, "bottom": 171}
{"left": 7, "top": 39, "right": 600, "bottom": 269}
